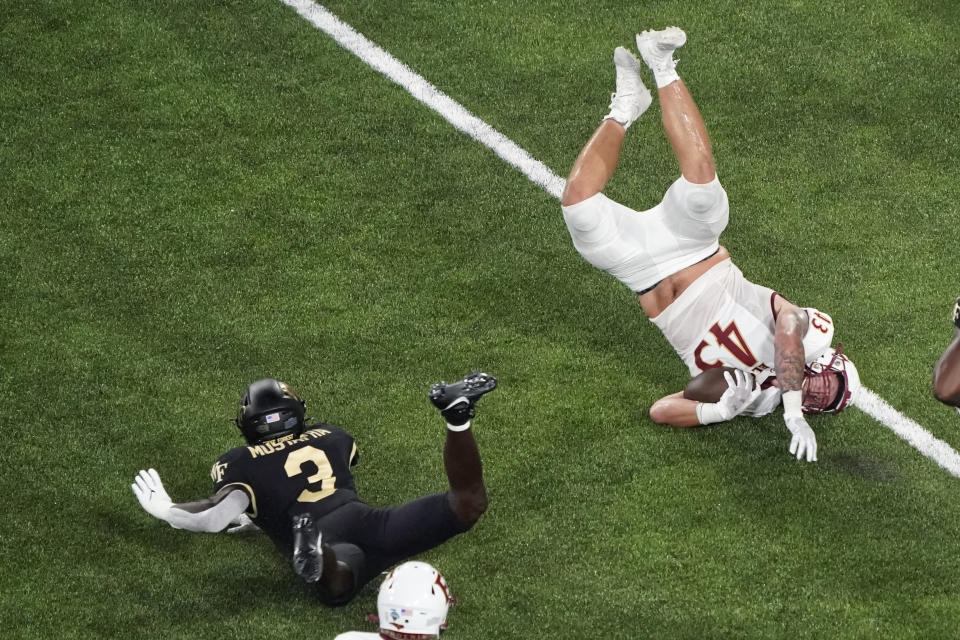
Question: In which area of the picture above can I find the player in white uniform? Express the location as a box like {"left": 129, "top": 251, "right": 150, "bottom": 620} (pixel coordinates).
{"left": 561, "top": 27, "right": 860, "bottom": 462}
{"left": 334, "top": 561, "right": 453, "bottom": 640}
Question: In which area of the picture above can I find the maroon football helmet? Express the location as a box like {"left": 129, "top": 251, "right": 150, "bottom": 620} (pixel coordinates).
{"left": 801, "top": 344, "right": 860, "bottom": 414}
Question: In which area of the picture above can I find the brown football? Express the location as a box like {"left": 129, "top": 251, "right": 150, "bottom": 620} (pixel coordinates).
{"left": 682, "top": 366, "right": 738, "bottom": 402}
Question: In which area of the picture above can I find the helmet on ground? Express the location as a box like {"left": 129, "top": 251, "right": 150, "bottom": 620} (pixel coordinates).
{"left": 235, "top": 378, "right": 306, "bottom": 444}
{"left": 802, "top": 344, "right": 860, "bottom": 414}
{"left": 378, "top": 561, "right": 452, "bottom": 639}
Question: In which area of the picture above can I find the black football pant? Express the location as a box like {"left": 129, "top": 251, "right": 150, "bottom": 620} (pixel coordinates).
{"left": 312, "top": 491, "right": 470, "bottom": 605}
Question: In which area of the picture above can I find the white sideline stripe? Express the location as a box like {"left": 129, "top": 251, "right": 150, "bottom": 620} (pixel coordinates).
{"left": 853, "top": 388, "right": 960, "bottom": 477}
{"left": 280, "top": 1, "right": 960, "bottom": 479}
{"left": 280, "top": 0, "right": 566, "bottom": 200}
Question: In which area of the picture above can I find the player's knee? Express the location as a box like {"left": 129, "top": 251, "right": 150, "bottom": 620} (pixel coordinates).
{"left": 451, "top": 487, "right": 488, "bottom": 529}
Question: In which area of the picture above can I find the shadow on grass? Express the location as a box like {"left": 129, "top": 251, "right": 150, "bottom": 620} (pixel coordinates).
{"left": 823, "top": 451, "right": 901, "bottom": 483}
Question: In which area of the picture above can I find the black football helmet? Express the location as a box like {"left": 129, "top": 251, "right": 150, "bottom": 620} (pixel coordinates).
{"left": 235, "top": 378, "right": 307, "bottom": 445}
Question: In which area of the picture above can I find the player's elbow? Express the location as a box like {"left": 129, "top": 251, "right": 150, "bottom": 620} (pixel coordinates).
{"left": 776, "top": 306, "right": 806, "bottom": 337}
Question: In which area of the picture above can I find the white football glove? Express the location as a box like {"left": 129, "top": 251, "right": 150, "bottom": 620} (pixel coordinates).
{"left": 782, "top": 389, "right": 817, "bottom": 462}
{"left": 226, "top": 513, "right": 260, "bottom": 534}
{"left": 785, "top": 414, "right": 818, "bottom": 462}
{"left": 698, "top": 370, "right": 762, "bottom": 424}
{"left": 131, "top": 468, "right": 178, "bottom": 527}
{"left": 719, "top": 370, "right": 762, "bottom": 419}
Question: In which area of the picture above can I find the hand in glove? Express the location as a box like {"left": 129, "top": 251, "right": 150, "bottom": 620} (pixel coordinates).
{"left": 697, "top": 369, "right": 762, "bottom": 424}
{"left": 131, "top": 468, "right": 177, "bottom": 525}
{"left": 782, "top": 389, "right": 817, "bottom": 462}
{"left": 785, "top": 414, "right": 818, "bottom": 462}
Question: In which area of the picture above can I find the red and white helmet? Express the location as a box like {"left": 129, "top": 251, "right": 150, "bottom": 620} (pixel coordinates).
{"left": 378, "top": 562, "right": 453, "bottom": 639}
{"left": 802, "top": 344, "right": 860, "bottom": 414}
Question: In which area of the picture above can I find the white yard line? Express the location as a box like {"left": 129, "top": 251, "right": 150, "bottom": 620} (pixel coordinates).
{"left": 280, "top": 0, "right": 960, "bottom": 478}
{"left": 852, "top": 388, "right": 960, "bottom": 476}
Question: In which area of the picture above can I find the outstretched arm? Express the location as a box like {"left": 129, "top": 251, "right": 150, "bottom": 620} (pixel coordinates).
{"left": 774, "top": 303, "right": 817, "bottom": 462}
{"left": 131, "top": 468, "right": 250, "bottom": 533}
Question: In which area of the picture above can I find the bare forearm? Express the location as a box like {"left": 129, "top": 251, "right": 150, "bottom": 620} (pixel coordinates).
{"left": 774, "top": 309, "right": 807, "bottom": 392}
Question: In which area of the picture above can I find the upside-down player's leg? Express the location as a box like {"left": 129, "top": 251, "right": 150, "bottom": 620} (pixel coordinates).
{"left": 561, "top": 47, "right": 652, "bottom": 207}
{"left": 637, "top": 27, "right": 716, "bottom": 185}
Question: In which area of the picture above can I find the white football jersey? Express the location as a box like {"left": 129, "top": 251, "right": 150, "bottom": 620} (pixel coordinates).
{"left": 333, "top": 633, "right": 381, "bottom": 640}
{"left": 562, "top": 175, "right": 729, "bottom": 292}
{"left": 650, "top": 258, "right": 835, "bottom": 379}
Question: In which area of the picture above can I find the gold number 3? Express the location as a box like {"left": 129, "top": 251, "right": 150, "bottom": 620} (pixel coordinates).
{"left": 284, "top": 445, "right": 337, "bottom": 502}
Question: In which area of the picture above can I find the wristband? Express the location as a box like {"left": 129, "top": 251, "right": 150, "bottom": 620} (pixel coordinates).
{"left": 782, "top": 389, "right": 803, "bottom": 417}
{"left": 696, "top": 402, "right": 724, "bottom": 425}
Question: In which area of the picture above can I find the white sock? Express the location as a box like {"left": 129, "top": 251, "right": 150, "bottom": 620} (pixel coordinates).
{"left": 446, "top": 420, "right": 471, "bottom": 432}
{"left": 653, "top": 68, "right": 680, "bottom": 89}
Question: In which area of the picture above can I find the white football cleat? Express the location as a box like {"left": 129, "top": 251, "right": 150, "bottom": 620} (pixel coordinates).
{"left": 604, "top": 46, "right": 652, "bottom": 129}
{"left": 636, "top": 26, "right": 687, "bottom": 88}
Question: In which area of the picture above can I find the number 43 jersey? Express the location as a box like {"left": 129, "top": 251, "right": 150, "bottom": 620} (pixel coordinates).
{"left": 210, "top": 423, "right": 359, "bottom": 550}
{"left": 650, "top": 258, "right": 835, "bottom": 379}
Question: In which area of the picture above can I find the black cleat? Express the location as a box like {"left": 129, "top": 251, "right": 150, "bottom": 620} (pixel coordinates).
{"left": 429, "top": 371, "right": 498, "bottom": 426}
{"left": 291, "top": 514, "right": 323, "bottom": 583}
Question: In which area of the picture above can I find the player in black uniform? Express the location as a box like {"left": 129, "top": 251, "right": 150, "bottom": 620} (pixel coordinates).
{"left": 131, "top": 372, "right": 496, "bottom": 606}
{"left": 933, "top": 298, "right": 960, "bottom": 407}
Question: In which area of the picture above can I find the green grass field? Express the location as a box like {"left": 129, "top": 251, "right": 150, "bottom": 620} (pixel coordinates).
{"left": 4, "top": 1, "right": 960, "bottom": 638}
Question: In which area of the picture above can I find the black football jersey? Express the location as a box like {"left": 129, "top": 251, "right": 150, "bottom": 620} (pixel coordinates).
{"left": 211, "top": 423, "right": 359, "bottom": 552}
